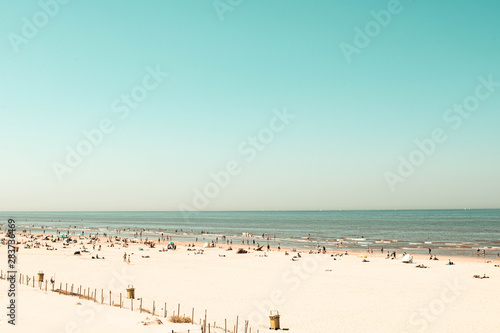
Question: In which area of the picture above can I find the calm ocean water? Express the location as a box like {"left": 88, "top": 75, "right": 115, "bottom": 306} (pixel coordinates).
{"left": 1, "top": 210, "right": 500, "bottom": 257}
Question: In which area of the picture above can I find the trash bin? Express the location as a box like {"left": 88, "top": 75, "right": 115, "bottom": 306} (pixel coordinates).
{"left": 269, "top": 310, "right": 280, "bottom": 330}
{"left": 126, "top": 286, "right": 135, "bottom": 299}
{"left": 37, "top": 272, "right": 44, "bottom": 282}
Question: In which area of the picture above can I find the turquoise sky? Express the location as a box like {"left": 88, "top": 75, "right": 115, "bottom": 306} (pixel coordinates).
{"left": 1, "top": 0, "right": 499, "bottom": 211}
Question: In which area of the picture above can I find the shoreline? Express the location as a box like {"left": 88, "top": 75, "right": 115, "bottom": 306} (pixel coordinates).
{"left": 5, "top": 230, "right": 500, "bottom": 264}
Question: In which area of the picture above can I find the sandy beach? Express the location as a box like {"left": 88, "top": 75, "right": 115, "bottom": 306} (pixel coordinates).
{"left": 1, "top": 231, "right": 500, "bottom": 333}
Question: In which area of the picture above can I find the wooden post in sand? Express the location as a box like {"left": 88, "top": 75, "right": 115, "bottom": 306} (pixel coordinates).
{"left": 59, "top": 283, "right": 62, "bottom": 294}
{"left": 71, "top": 284, "right": 74, "bottom": 296}
{"left": 164, "top": 302, "right": 167, "bottom": 318}
{"left": 208, "top": 323, "right": 210, "bottom": 333}
{"left": 131, "top": 298, "right": 133, "bottom": 311}
{"left": 120, "top": 293, "right": 122, "bottom": 308}
{"left": 153, "top": 301, "right": 155, "bottom": 316}
{"left": 101, "top": 289, "right": 103, "bottom": 304}
{"left": 87, "top": 287, "right": 90, "bottom": 300}
{"left": 33, "top": 276, "right": 35, "bottom": 288}
{"left": 192, "top": 308, "right": 194, "bottom": 324}
{"left": 236, "top": 316, "right": 239, "bottom": 333}
{"left": 45, "top": 280, "right": 48, "bottom": 291}
{"left": 109, "top": 291, "right": 112, "bottom": 306}
{"left": 225, "top": 319, "right": 227, "bottom": 333}
{"left": 204, "top": 310, "right": 207, "bottom": 332}
{"left": 94, "top": 289, "right": 96, "bottom": 302}
{"left": 178, "top": 304, "right": 180, "bottom": 318}
{"left": 65, "top": 283, "right": 68, "bottom": 294}
{"left": 140, "top": 298, "right": 142, "bottom": 313}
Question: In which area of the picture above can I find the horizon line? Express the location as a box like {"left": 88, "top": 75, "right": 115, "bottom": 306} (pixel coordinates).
{"left": 1, "top": 208, "right": 499, "bottom": 213}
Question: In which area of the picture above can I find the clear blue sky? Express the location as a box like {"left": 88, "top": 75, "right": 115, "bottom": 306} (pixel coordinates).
{"left": 1, "top": 0, "right": 499, "bottom": 211}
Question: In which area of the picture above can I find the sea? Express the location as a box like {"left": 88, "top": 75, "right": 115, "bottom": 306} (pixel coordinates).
{"left": 1, "top": 210, "right": 499, "bottom": 258}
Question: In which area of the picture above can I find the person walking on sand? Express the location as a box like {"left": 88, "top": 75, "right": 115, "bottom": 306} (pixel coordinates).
{"left": 127, "top": 254, "right": 131, "bottom": 264}
{"left": 123, "top": 252, "right": 127, "bottom": 262}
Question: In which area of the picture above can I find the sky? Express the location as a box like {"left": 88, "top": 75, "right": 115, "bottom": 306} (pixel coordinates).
{"left": 0, "top": 0, "right": 499, "bottom": 211}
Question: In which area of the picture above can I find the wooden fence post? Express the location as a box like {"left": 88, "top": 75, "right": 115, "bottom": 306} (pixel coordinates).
{"left": 204, "top": 310, "right": 207, "bottom": 332}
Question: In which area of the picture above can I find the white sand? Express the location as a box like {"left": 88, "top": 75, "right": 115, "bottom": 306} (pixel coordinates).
{"left": 1, "top": 235, "right": 500, "bottom": 332}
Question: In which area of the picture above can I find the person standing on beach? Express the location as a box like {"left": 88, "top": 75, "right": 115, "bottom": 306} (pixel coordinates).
{"left": 123, "top": 252, "right": 127, "bottom": 262}
{"left": 428, "top": 248, "right": 431, "bottom": 254}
